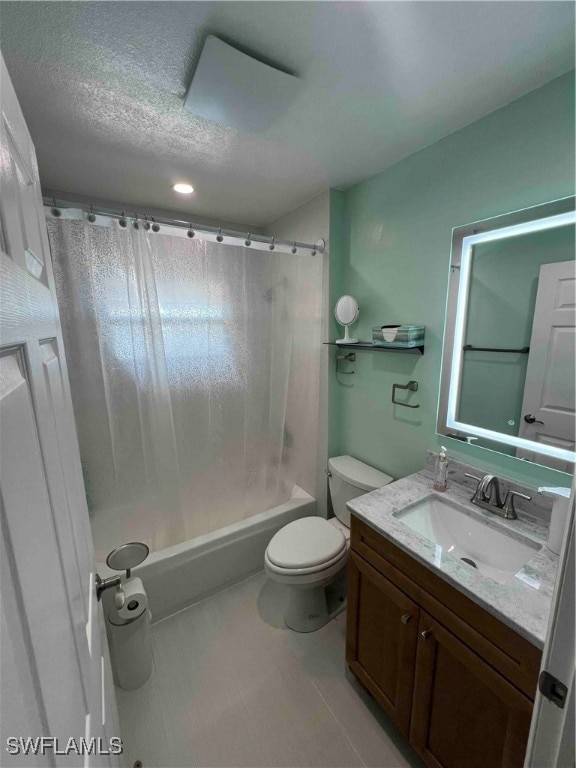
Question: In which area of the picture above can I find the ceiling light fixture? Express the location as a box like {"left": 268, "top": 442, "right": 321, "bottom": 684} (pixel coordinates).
{"left": 173, "top": 183, "right": 194, "bottom": 194}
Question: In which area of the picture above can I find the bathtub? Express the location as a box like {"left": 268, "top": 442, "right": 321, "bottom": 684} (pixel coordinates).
{"left": 99, "top": 486, "right": 316, "bottom": 622}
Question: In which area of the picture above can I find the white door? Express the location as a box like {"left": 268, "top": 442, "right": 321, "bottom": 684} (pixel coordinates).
{"left": 517, "top": 260, "right": 575, "bottom": 472}
{"left": 525, "top": 480, "right": 575, "bottom": 768}
{"left": 0, "top": 54, "right": 120, "bottom": 766}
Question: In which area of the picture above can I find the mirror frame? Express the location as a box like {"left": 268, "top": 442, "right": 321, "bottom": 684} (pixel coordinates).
{"left": 334, "top": 295, "right": 359, "bottom": 326}
{"left": 437, "top": 195, "right": 576, "bottom": 465}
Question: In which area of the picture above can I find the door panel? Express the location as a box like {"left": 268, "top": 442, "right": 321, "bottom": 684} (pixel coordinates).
{"left": 0, "top": 53, "right": 119, "bottom": 766}
{"left": 518, "top": 261, "right": 575, "bottom": 471}
{"left": 346, "top": 552, "right": 419, "bottom": 735}
{"left": 1, "top": 98, "right": 48, "bottom": 284}
{"left": 411, "top": 611, "right": 533, "bottom": 768}
{"left": 41, "top": 340, "right": 91, "bottom": 610}
{"left": 0, "top": 514, "right": 48, "bottom": 768}
{"left": 0, "top": 350, "right": 88, "bottom": 741}
{"left": 525, "top": 484, "right": 575, "bottom": 767}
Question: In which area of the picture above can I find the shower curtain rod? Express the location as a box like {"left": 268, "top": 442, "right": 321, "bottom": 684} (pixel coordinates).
{"left": 43, "top": 196, "right": 326, "bottom": 256}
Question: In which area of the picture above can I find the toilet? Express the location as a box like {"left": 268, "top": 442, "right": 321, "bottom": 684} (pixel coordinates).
{"left": 264, "top": 455, "right": 393, "bottom": 632}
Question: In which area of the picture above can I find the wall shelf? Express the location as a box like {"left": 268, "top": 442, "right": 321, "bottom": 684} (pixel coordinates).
{"left": 324, "top": 342, "right": 424, "bottom": 355}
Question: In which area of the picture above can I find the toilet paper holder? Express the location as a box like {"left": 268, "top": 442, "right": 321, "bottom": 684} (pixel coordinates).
{"left": 95, "top": 541, "right": 149, "bottom": 602}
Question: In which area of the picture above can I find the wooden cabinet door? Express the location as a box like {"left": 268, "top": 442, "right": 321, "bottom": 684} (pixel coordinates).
{"left": 410, "top": 611, "right": 533, "bottom": 768}
{"left": 346, "top": 552, "right": 419, "bottom": 736}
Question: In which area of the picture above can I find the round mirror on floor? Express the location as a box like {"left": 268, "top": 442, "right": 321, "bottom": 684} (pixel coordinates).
{"left": 106, "top": 542, "right": 149, "bottom": 577}
{"left": 334, "top": 295, "right": 359, "bottom": 344}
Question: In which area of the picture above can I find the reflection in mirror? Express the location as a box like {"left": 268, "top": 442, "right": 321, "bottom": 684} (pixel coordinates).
{"left": 438, "top": 198, "right": 575, "bottom": 472}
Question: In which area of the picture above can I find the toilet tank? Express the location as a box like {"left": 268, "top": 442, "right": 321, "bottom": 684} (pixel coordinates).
{"left": 328, "top": 455, "right": 393, "bottom": 527}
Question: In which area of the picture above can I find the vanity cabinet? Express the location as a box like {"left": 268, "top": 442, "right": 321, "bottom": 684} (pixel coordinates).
{"left": 346, "top": 516, "right": 541, "bottom": 768}
{"left": 347, "top": 551, "right": 418, "bottom": 736}
{"left": 411, "top": 611, "right": 533, "bottom": 768}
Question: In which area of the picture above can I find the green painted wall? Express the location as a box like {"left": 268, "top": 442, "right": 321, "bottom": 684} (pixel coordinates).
{"left": 329, "top": 71, "right": 575, "bottom": 489}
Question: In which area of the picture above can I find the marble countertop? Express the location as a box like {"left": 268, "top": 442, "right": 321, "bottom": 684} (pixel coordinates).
{"left": 347, "top": 467, "right": 559, "bottom": 649}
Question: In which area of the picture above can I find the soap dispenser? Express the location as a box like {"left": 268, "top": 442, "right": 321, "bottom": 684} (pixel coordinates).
{"left": 433, "top": 446, "right": 448, "bottom": 492}
{"left": 538, "top": 487, "right": 571, "bottom": 555}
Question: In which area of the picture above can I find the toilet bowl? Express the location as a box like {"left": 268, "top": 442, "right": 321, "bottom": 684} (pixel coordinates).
{"left": 264, "top": 456, "right": 393, "bottom": 632}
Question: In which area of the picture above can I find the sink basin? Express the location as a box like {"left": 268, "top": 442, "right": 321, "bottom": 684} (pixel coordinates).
{"left": 393, "top": 494, "right": 540, "bottom": 583}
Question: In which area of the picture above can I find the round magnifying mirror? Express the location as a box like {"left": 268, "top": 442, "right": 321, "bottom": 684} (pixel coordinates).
{"left": 106, "top": 542, "right": 149, "bottom": 577}
{"left": 334, "top": 295, "right": 359, "bottom": 344}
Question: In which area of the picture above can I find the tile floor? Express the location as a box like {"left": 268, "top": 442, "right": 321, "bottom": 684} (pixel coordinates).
{"left": 116, "top": 572, "right": 423, "bottom": 768}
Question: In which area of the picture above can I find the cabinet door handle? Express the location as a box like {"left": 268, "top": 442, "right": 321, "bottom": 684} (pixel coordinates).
{"left": 400, "top": 614, "right": 412, "bottom": 624}
{"left": 421, "top": 629, "right": 432, "bottom": 640}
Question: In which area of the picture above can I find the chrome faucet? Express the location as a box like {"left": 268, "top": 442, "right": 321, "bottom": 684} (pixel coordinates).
{"left": 477, "top": 475, "right": 503, "bottom": 508}
{"left": 464, "top": 473, "right": 531, "bottom": 520}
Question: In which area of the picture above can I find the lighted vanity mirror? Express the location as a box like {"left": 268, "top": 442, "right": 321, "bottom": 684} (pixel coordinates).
{"left": 438, "top": 196, "right": 576, "bottom": 472}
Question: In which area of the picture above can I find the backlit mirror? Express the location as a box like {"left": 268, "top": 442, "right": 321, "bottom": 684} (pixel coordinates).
{"left": 438, "top": 197, "right": 575, "bottom": 472}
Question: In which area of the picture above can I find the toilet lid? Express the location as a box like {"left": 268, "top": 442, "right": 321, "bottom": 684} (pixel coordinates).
{"left": 267, "top": 517, "right": 346, "bottom": 569}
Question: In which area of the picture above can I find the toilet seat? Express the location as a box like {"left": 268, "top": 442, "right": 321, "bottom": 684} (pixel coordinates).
{"left": 264, "top": 517, "right": 350, "bottom": 586}
{"left": 264, "top": 545, "right": 348, "bottom": 586}
{"left": 265, "top": 542, "right": 348, "bottom": 578}
{"left": 266, "top": 517, "right": 346, "bottom": 570}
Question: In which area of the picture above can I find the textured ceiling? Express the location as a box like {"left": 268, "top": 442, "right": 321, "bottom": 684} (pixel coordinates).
{"left": 1, "top": 2, "right": 574, "bottom": 227}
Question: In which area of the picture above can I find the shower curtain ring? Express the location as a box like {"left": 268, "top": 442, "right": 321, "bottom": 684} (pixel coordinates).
{"left": 269, "top": 237, "right": 275, "bottom": 251}
{"left": 291, "top": 242, "right": 297, "bottom": 254}
{"left": 51, "top": 197, "right": 62, "bottom": 217}
{"left": 87, "top": 204, "right": 96, "bottom": 223}
{"left": 187, "top": 223, "right": 195, "bottom": 238}
{"left": 151, "top": 217, "right": 160, "bottom": 233}
{"left": 245, "top": 233, "right": 252, "bottom": 247}
{"left": 118, "top": 211, "right": 127, "bottom": 228}
{"left": 216, "top": 227, "right": 224, "bottom": 243}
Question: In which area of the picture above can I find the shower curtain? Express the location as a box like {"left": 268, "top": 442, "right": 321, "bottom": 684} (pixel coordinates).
{"left": 48, "top": 216, "right": 323, "bottom": 558}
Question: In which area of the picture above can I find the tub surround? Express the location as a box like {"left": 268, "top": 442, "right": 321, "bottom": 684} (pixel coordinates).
{"left": 99, "top": 487, "right": 316, "bottom": 622}
{"left": 347, "top": 464, "right": 559, "bottom": 648}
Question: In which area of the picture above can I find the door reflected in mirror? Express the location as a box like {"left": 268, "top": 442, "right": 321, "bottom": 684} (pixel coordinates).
{"left": 438, "top": 198, "right": 576, "bottom": 472}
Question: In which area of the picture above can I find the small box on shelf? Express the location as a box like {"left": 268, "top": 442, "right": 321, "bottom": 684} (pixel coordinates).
{"left": 372, "top": 325, "right": 425, "bottom": 348}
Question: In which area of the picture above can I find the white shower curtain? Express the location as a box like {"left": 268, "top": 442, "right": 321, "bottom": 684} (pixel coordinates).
{"left": 48, "top": 216, "right": 323, "bottom": 558}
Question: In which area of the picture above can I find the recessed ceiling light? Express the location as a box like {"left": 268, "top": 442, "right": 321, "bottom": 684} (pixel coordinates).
{"left": 173, "top": 183, "right": 194, "bottom": 194}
